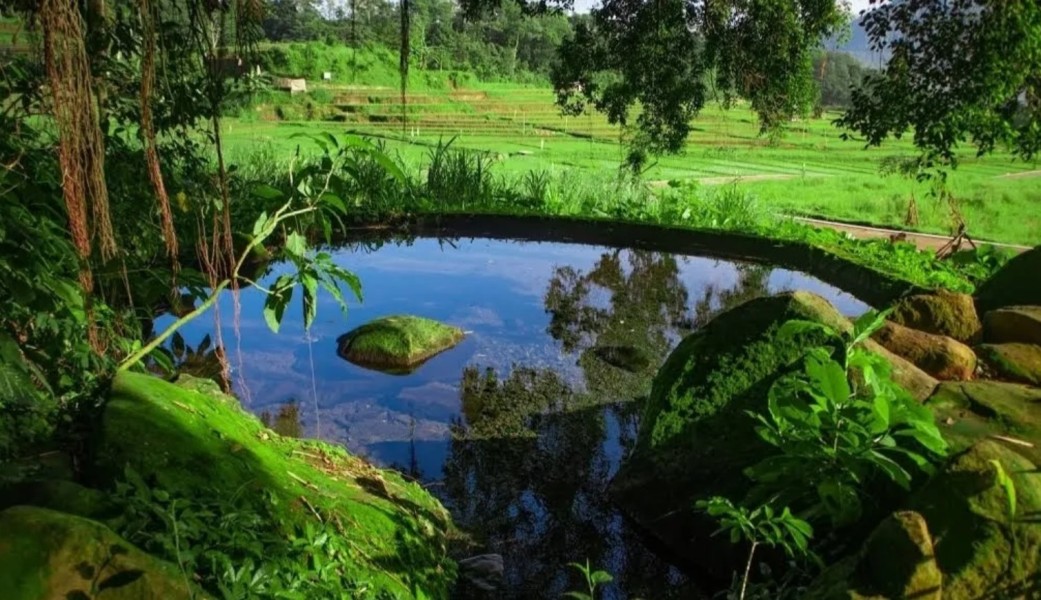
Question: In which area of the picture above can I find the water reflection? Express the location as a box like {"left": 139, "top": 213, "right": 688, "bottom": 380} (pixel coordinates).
{"left": 157, "top": 237, "right": 868, "bottom": 599}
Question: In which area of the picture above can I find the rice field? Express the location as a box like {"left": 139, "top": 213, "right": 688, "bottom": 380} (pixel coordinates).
{"left": 222, "top": 83, "right": 1041, "bottom": 245}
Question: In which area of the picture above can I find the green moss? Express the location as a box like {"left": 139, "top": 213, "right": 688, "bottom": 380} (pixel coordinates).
{"left": 909, "top": 441, "right": 1041, "bottom": 598}
{"left": 890, "top": 290, "right": 983, "bottom": 344}
{"left": 927, "top": 381, "right": 1041, "bottom": 464}
{"left": 337, "top": 315, "right": 464, "bottom": 372}
{"left": 977, "top": 343, "right": 1041, "bottom": 385}
{"left": 0, "top": 505, "right": 197, "bottom": 600}
{"left": 975, "top": 245, "right": 1041, "bottom": 313}
{"left": 0, "top": 480, "right": 112, "bottom": 519}
{"left": 872, "top": 320, "right": 976, "bottom": 381}
{"left": 93, "top": 372, "right": 456, "bottom": 599}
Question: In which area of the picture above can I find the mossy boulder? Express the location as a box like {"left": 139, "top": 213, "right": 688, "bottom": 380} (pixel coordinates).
{"left": 977, "top": 343, "right": 1041, "bottom": 385}
{"left": 0, "top": 479, "right": 112, "bottom": 519}
{"left": 590, "top": 344, "right": 652, "bottom": 373}
{"left": 872, "top": 320, "right": 977, "bottom": 381}
{"left": 983, "top": 305, "right": 1041, "bottom": 345}
{"left": 93, "top": 372, "right": 456, "bottom": 599}
{"left": 0, "top": 505, "right": 200, "bottom": 600}
{"left": 337, "top": 315, "right": 464, "bottom": 373}
{"left": 805, "top": 511, "right": 942, "bottom": 600}
{"left": 890, "top": 290, "right": 982, "bottom": 344}
{"left": 610, "top": 291, "right": 936, "bottom": 573}
{"left": 975, "top": 245, "right": 1041, "bottom": 314}
{"left": 909, "top": 441, "right": 1041, "bottom": 598}
{"left": 926, "top": 381, "right": 1041, "bottom": 464}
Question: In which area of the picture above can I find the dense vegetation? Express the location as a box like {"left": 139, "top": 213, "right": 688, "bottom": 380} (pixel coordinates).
{"left": 0, "top": 0, "right": 1039, "bottom": 597}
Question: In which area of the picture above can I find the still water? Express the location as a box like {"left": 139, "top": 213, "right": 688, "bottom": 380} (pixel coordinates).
{"left": 158, "top": 237, "right": 867, "bottom": 599}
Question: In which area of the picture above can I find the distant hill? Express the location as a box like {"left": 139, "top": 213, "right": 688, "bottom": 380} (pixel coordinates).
{"left": 828, "top": 15, "right": 890, "bottom": 68}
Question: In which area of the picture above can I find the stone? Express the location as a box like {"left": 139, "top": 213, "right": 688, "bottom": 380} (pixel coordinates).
{"left": 610, "top": 291, "right": 936, "bottom": 574}
{"left": 805, "top": 511, "right": 942, "bottom": 599}
{"left": 872, "top": 320, "right": 977, "bottom": 380}
{"left": 983, "top": 305, "right": 1041, "bottom": 345}
{"left": 457, "top": 554, "right": 504, "bottom": 593}
{"left": 975, "top": 245, "right": 1041, "bottom": 314}
{"left": 337, "top": 315, "right": 464, "bottom": 373}
{"left": 909, "top": 441, "right": 1041, "bottom": 598}
{"left": 890, "top": 290, "right": 982, "bottom": 344}
{"left": 590, "top": 345, "right": 652, "bottom": 372}
{"left": 0, "top": 505, "right": 199, "bottom": 599}
{"left": 926, "top": 381, "right": 1041, "bottom": 464}
{"left": 977, "top": 343, "right": 1041, "bottom": 385}
{"left": 93, "top": 372, "right": 456, "bottom": 599}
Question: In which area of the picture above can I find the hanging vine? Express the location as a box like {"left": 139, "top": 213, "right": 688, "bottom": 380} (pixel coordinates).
{"left": 139, "top": 0, "right": 179, "bottom": 267}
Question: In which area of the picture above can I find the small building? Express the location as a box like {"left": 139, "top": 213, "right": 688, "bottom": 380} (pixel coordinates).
{"left": 274, "top": 77, "right": 307, "bottom": 95}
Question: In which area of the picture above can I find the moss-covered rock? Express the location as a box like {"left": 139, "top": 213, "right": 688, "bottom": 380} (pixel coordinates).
{"left": 890, "top": 290, "right": 982, "bottom": 344}
{"left": 610, "top": 291, "right": 936, "bottom": 574}
{"left": 805, "top": 511, "right": 942, "bottom": 600}
{"left": 926, "top": 381, "right": 1041, "bottom": 464}
{"left": 872, "top": 320, "right": 976, "bottom": 381}
{"left": 93, "top": 372, "right": 456, "bottom": 599}
{"left": 0, "top": 505, "right": 199, "bottom": 600}
{"left": 337, "top": 315, "right": 464, "bottom": 373}
{"left": 975, "top": 245, "right": 1041, "bottom": 314}
{"left": 0, "top": 479, "right": 112, "bottom": 519}
{"left": 909, "top": 441, "right": 1041, "bottom": 598}
{"left": 977, "top": 343, "right": 1041, "bottom": 385}
{"left": 983, "top": 305, "right": 1041, "bottom": 346}
{"left": 589, "top": 344, "right": 652, "bottom": 373}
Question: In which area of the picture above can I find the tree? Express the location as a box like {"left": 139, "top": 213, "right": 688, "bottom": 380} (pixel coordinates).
{"left": 813, "top": 50, "right": 871, "bottom": 110}
{"left": 839, "top": 0, "right": 1041, "bottom": 168}
{"left": 541, "top": 0, "right": 849, "bottom": 166}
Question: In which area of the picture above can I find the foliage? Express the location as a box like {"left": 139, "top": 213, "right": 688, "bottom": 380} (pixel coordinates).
{"left": 811, "top": 51, "right": 873, "bottom": 110}
{"left": 839, "top": 0, "right": 1041, "bottom": 167}
{"left": 564, "top": 559, "right": 613, "bottom": 600}
{"left": 549, "top": 0, "right": 849, "bottom": 163}
{"left": 989, "top": 459, "right": 1018, "bottom": 521}
{"left": 745, "top": 309, "right": 948, "bottom": 526}
{"left": 698, "top": 497, "right": 814, "bottom": 560}
{"left": 111, "top": 467, "right": 376, "bottom": 599}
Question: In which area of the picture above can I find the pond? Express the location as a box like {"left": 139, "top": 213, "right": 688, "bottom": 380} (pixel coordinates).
{"left": 158, "top": 235, "right": 868, "bottom": 599}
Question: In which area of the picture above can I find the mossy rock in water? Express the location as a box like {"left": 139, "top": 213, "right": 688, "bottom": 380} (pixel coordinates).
{"left": 977, "top": 343, "right": 1041, "bottom": 385}
{"left": 805, "top": 511, "right": 942, "bottom": 600}
{"left": 337, "top": 315, "right": 464, "bottom": 373}
{"left": 908, "top": 441, "right": 1041, "bottom": 598}
{"left": 590, "top": 344, "right": 652, "bottom": 373}
{"left": 975, "top": 245, "right": 1041, "bottom": 314}
{"left": 0, "top": 505, "right": 200, "bottom": 599}
{"left": 890, "top": 290, "right": 982, "bottom": 344}
{"left": 983, "top": 305, "right": 1041, "bottom": 346}
{"left": 610, "top": 291, "right": 936, "bottom": 575}
{"left": 92, "top": 372, "right": 456, "bottom": 599}
{"left": 926, "top": 381, "right": 1041, "bottom": 464}
{"left": 872, "top": 320, "right": 976, "bottom": 381}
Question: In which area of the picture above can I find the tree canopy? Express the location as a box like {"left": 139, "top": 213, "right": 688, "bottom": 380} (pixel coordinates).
{"left": 839, "top": 0, "right": 1041, "bottom": 167}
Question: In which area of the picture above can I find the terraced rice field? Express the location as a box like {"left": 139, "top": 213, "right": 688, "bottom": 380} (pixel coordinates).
{"left": 223, "top": 83, "right": 1041, "bottom": 245}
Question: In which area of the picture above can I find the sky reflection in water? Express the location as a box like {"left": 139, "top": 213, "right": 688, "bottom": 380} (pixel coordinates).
{"left": 158, "top": 237, "right": 867, "bottom": 599}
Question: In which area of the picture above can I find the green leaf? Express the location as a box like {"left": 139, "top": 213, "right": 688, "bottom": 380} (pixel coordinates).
{"left": 252, "top": 184, "right": 284, "bottom": 201}
{"left": 590, "top": 571, "right": 613, "bottom": 585}
{"left": 868, "top": 449, "right": 912, "bottom": 490}
{"left": 263, "top": 276, "right": 295, "bottom": 334}
{"left": 252, "top": 211, "right": 270, "bottom": 237}
{"left": 285, "top": 232, "right": 308, "bottom": 259}
{"left": 777, "top": 319, "right": 830, "bottom": 342}
{"left": 851, "top": 308, "right": 890, "bottom": 347}
{"left": 989, "top": 459, "right": 1017, "bottom": 520}
{"left": 301, "top": 271, "right": 319, "bottom": 330}
{"left": 804, "top": 354, "right": 850, "bottom": 405}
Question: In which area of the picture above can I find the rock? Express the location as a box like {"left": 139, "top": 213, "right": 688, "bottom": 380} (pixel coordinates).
{"left": 926, "top": 381, "right": 1041, "bottom": 464}
{"left": 975, "top": 245, "right": 1041, "bottom": 313}
{"left": 591, "top": 345, "right": 652, "bottom": 372}
{"left": 983, "top": 305, "right": 1041, "bottom": 345}
{"left": 909, "top": 441, "right": 1041, "bottom": 597}
{"left": 890, "top": 290, "right": 982, "bottom": 344}
{"left": 805, "top": 511, "right": 942, "bottom": 599}
{"left": 977, "top": 343, "right": 1041, "bottom": 385}
{"left": 457, "top": 554, "right": 504, "bottom": 593}
{"left": 872, "top": 320, "right": 977, "bottom": 380}
{"left": 0, "top": 505, "right": 199, "bottom": 599}
{"left": 337, "top": 315, "right": 464, "bottom": 373}
{"left": 93, "top": 372, "right": 455, "bottom": 599}
{"left": 610, "top": 291, "right": 936, "bottom": 574}
{"left": 0, "top": 479, "right": 112, "bottom": 519}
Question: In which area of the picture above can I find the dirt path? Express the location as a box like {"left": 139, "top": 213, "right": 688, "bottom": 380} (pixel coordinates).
{"left": 996, "top": 169, "right": 1041, "bottom": 180}
{"left": 791, "top": 216, "right": 1032, "bottom": 254}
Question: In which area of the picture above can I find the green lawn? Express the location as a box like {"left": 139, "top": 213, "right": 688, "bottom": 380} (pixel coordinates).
{"left": 220, "top": 83, "right": 1041, "bottom": 246}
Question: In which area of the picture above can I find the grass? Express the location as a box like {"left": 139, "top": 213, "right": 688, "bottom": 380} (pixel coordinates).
{"left": 219, "top": 82, "right": 1041, "bottom": 246}
{"left": 336, "top": 315, "right": 465, "bottom": 371}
